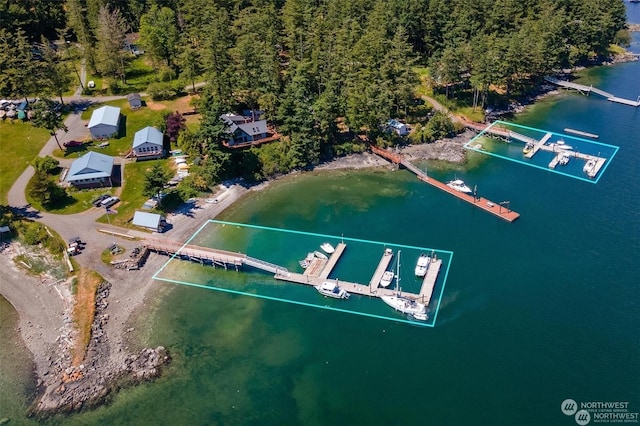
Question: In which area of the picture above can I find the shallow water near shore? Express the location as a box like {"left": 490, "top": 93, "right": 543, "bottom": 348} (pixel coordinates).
{"left": 2, "top": 31, "right": 639, "bottom": 426}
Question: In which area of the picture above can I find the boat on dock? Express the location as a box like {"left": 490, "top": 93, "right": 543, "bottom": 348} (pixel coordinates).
{"left": 559, "top": 152, "right": 570, "bottom": 165}
{"left": 446, "top": 179, "right": 472, "bottom": 194}
{"left": 315, "top": 281, "right": 349, "bottom": 299}
{"left": 523, "top": 141, "right": 534, "bottom": 154}
{"left": 314, "top": 250, "right": 328, "bottom": 260}
{"left": 583, "top": 159, "right": 597, "bottom": 176}
{"left": 379, "top": 271, "right": 395, "bottom": 288}
{"left": 320, "top": 242, "right": 335, "bottom": 254}
{"left": 381, "top": 294, "right": 428, "bottom": 321}
{"left": 299, "top": 252, "right": 316, "bottom": 269}
{"left": 415, "top": 253, "right": 431, "bottom": 277}
{"left": 552, "top": 139, "right": 573, "bottom": 151}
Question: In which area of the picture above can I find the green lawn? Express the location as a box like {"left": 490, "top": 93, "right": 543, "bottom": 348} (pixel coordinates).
{"left": 25, "top": 184, "right": 115, "bottom": 214}
{"left": 97, "top": 159, "right": 172, "bottom": 227}
{"left": 0, "top": 120, "right": 52, "bottom": 203}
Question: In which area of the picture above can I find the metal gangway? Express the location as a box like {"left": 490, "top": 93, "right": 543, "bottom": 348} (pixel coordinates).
{"left": 244, "top": 256, "right": 289, "bottom": 274}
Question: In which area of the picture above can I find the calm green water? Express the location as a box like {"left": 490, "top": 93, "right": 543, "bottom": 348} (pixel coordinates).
{"left": 3, "top": 36, "right": 639, "bottom": 426}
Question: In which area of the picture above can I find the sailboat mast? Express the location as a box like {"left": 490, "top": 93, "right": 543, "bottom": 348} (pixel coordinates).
{"left": 396, "top": 250, "right": 401, "bottom": 294}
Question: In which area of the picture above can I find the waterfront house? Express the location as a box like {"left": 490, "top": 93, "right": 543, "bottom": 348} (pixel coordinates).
{"left": 132, "top": 211, "right": 166, "bottom": 232}
{"left": 386, "top": 119, "right": 409, "bottom": 136}
{"left": 66, "top": 151, "right": 115, "bottom": 189}
{"left": 88, "top": 106, "right": 121, "bottom": 139}
{"left": 220, "top": 112, "right": 274, "bottom": 147}
{"left": 132, "top": 126, "right": 164, "bottom": 160}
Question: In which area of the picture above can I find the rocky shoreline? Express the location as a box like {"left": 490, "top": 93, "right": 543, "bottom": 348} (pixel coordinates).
{"left": 27, "top": 280, "right": 170, "bottom": 418}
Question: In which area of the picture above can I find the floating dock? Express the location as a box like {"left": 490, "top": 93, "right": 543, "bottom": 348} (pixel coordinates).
{"left": 144, "top": 238, "right": 442, "bottom": 310}
{"left": 564, "top": 128, "right": 599, "bottom": 139}
{"left": 544, "top": 76, "right": 640, "bottom": 107}
{"left": 370, "top": 145, "right": 520, "bottom": 222}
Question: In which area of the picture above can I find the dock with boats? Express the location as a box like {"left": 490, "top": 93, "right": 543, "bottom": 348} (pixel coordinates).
{"left": 544, "top": 76, "right": 640, "bottom": 107}
{"left": 369, "top": 144, "right": 520, "bottom": 222}
{"left": 143, "top": 238, "right": 443, "bottom": 318}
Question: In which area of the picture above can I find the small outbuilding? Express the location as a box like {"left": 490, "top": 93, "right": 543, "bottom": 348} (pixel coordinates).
{"left": 66, "top": 151, "right": 115, "bottom": 189}
{"left": 386, "top": 119, "right": 409, "bottom": 136}
{"left": 127, "top": 93, "right": 142, "bottom": 109}
{"left": 132, "top": 211, "right": 166, "bottom": 232}
{"left": 88, "top": 106, "right": 121, "bottom": 139}
{"left": 132, "top": 126, "right": 164, "bottom": 160}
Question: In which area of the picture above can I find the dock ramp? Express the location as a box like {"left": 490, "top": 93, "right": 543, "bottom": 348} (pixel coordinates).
{"left": 244, "top": 256, "right": 289, "bottom": 274}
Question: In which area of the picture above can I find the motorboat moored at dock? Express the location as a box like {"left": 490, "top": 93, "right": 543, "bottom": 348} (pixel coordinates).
{"left": 523, "top": 142, "right": 534, "bottom": 154}
{"left": 314, "top": 250, "right": 328, "bottom": 260}
{"left": 559, "top": 152, "right": 570, "bottom": 165}
{"left": 315, "top": 281, "right": 349, "bottom": 299}
{"left": 583, "top": 159, "right": 596, "bottom": 176}
{"left": 446, "top": 179, "right": 472, "bottom": 194}
{"left": 379, "top": 271, "right": 395, "bottom": 288}
{"left": 299, "top": 252, "right": 316, "bottom": 269}
{"left": 415, "top": 253, "right": 431, "bottom": 277}
{"left": 320, "top": 242, "right": 335, "bottom": 254}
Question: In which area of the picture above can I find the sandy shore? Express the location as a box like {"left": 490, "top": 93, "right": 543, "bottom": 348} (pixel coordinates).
{"left": 0, "top": 133, "right": 472, "bottom": 415}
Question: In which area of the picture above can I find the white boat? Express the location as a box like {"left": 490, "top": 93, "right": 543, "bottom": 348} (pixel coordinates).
{"left": 299, "top": 252, "right": 316, "bottom": 269}
{"left": 315, "top": 281, "right": 349, "bottom": 299}
{"left": 379, "top": 271, "right": 395, "bottom": 288}
{"left": 313, "top": 250, "right": 328, "bottom": 260}
{"left": 381, "top": 294, "right": 428, "bottom": 321}
{"left": 523, "top": 142, "right": 534, "bottom": 154}
{"left": 381, "top": 250, "right": 427, "bottom": 321}
{"left": 414, "top": 253, "right": 431, "bottom": 277}
{"left": 446, "top": 179, "right": 472, "bottom": 194}
{"left": 559, "top": 152, "right": 570, "bottom": 165}
{"left": 320, "top": 242, "right": 335, "bottom": 254}
{"left": 583, "top": 159, "right": 596, "bottom": 175}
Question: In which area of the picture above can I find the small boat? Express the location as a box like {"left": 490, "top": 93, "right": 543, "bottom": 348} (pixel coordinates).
{"left": 315, "top": 281, "right": 349, "bottom": 299}
{"left": 523, "top": 142, "right": 534, "bottom": 154}
{"left": 414, "top": 253, "right": 431, "bottom": 277}
{"left": 314, "top": 250, "right": 328, "bottom": 260}
{"left": 446, "top": 179, "right": 472, "bottom": 194}
{"left": 320, "top": 242, "right": 335, "bottom": 254}
{"left": 299, "top": 252, "right": 316, "bottom": 269}
{"left": 583, "top": 159, "right": 597, "bottom": 176}
{"left": 381, "top": 295, "right": 428, "bottom": 321}
{"left": 379, "top": 271, "right": 395, "bottom": 288}
{"left": 553, "top": 139, "right": 573, "bottom": 150}
{"left": 559, "top": 152, "right": 570, "bottom": 166}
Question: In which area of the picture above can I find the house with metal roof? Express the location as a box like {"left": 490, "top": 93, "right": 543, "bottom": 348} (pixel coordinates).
{"left": 132, "top": 126, "right": 164, "bottom": 160}
{"left": 132, "top": 211, "right": 166, "bottom": 232}
{"left": 220, "top": 112, "right": 270, "bottom": 147}
{"left": 66, "top": 151, "right": 115, "bottom": 188}
{"left": 88, "top": 106, "right": 121, "bottom": 139}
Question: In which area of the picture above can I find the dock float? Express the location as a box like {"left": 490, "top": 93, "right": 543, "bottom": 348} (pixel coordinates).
{"left": 419, "top": 258, "right": 442, "bottom": 305}
{"left": 564, "top": 128, "right": 599, "bottom": 139}
{"left": 369, "top": 145, "right": 520, "bottom": 222}
{"left": 525, "top": 132, "right": 552, "bottom": 158}
{"left": 319, "top": 243, "right": 347, "bottom": 279}
{"left": 369, "top": 249, "right": 394, "bottom": 291}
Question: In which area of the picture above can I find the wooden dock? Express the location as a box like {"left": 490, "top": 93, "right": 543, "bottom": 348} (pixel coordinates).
{"left": 419, "top": 258, "right": 442, "bottom": 305}
{"left": 525, "top": 132, "right": 552, "bottom": 158}
{"left": 320, "top": 243, "right": 346, "bottom": 279}
{"left": 370, "top": 145, "right": 520, "bottom": 222}
{"left": 369, "top": 249, "right": 394, "bottom": 292}
{"left": 544, "top": 76, "right": 640, "bottom": 107}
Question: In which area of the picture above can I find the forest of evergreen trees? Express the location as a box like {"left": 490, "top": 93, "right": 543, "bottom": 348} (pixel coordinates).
{"left": 0, "top": 0, "right": 630, "bottom": 184}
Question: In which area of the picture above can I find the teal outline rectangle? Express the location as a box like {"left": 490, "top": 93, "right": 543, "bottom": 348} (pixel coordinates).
{"left": 151, "top": 220, "right": 454, "bottom": 328}
{"left": 464, "top": 120, "right": 619, "bottom": 184}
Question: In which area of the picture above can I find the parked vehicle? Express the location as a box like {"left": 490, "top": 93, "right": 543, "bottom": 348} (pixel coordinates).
{"left": 92, "top": 194, "right": 111, "bottom": 207}
{"left": 63, "top": 140, "right": 84, "bottom": 148}
{"left": 100, "top": 196, "right": 120, "bottom": 208}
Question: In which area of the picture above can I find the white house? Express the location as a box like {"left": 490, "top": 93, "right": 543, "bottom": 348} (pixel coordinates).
{"left": 132, "top": 211, "right": 166, "bottom": 232}
{"left": 386, "top": 119, "right": 409, "bottom": 136}
{"left": 132, "top": 126, "right": 164, "bottom": 160}
{"left": 66, "top": 151, "right": 115, "bottom": 189}
{"left": 88, "top": 106, "right": 121, "bottom": 139}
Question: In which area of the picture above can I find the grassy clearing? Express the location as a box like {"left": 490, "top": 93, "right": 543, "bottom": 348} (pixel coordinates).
{"left": 0, "top": 120, "right": 52, "bottom": 203}
{"left": 97, "top": 158, "right": 172, "bottom": 226}
{"left": 72, "top": 268, "right": 103, "bottom": 366}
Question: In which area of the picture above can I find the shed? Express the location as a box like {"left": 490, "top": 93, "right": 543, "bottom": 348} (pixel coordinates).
{"left": 386, "top": 119, "right": 409, "bottom": 136}
{"left": 0, "top": 225, "right": 11, "bottom": 241}
{"left": 127, "top": 93, "right": 142, "bottom": 109}
{"left": 66, "top": 151, "right": 115, "bottom": 189}
{"left": 132, "top": 126, "right": 164, "bottom": 160}
{"left": 88, "top": 106, "right": 121, "bottom": 139}
{"left": 132, "top": 211, "right": 165, "bottom": 232}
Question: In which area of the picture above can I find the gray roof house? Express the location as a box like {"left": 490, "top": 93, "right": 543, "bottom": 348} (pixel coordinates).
{"left": 220, "top": 113, "right": 269, "bottom": 147}
{"left": 132, "top": 211, "right": 165, "bottom": 232}
{"left": 66, "top": 151, "right": 114, "bottom": 188}
{"left": 88, "top": 106, "right": 121, "bottom": 139}
{"left": 127, "top": 93, "right": 142, "bottom": 109}
{"left": 132, "top": 126, "right": 164, "bottom": 160}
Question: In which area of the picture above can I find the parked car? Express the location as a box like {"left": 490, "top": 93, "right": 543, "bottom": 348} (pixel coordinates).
{"left": 63, "top": 140, "right": 84, "bottom": 148}
{"left": 100, "top": 196, "right": 120, "bottom": 208}
{"left": 92, "top": 194, "right": 111, "bottom": 207}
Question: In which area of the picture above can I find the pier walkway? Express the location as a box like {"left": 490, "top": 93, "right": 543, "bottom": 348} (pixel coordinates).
{"left": 525, "top": 132, "right": 552, "bottom": 158}
{"left": 369, "top": 145, "right": 520, "bottom": 222}
{"left": 544, "top": 76, "right": 640, "bottom": 107}
{"left": 319, "top": 243, "right": 347, "bottom": 279}
{"left": 419, "top": 258, "right": 442, "bottom": 305}
{"left": 369, "top": 249, "right": 394, "bottom": 291}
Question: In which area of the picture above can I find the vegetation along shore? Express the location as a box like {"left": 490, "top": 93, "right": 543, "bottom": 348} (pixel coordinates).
{"left": 0, "top": 0, "right": 634, "bottom": 420}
